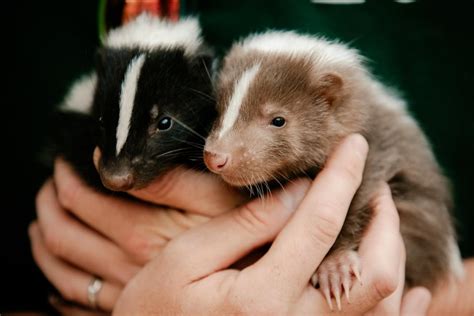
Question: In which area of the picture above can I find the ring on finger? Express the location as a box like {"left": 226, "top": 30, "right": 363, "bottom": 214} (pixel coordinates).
{"left": 87, "top": 276, "right": 103, "bottom": 309}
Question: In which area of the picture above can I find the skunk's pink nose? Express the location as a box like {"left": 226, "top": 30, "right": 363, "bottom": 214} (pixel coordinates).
{"left": 204, "top": 150, "right": 229, "bottom": 173}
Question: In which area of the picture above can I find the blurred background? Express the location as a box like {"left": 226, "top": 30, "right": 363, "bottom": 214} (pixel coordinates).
{"left": 2, "top": 0, "right": 473, "bottom": 312}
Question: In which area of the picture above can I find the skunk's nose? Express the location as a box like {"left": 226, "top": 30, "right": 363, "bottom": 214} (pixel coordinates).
{"left": 204, "top": 150, "right": 229, "bottom": 173}
{"left": 100, "top": 168, "right": 135, "bottom": 191}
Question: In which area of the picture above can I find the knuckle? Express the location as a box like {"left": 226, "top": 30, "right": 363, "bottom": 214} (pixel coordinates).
{"left": 58, "top": 283, "right": 80, "bottom": 302}
{"left": 113, "top": 262, "right": 138, "bottom": 285}
{"left": 309, "top": 210, "right": 342, "bottom": 246}
{"left": 43, "top": 229, "right": 65, "bottom": 257}
{"left": 56, "top": 181, "right": 81, "bottom": 209}
{"left": 372, "top": 268, "right": 399, "bottom": 299}
{"left": 233, "top": 204, "right": 269, "bottom": 236}
{"left": 125, "top": 230, "right": 156, "bottom": 263}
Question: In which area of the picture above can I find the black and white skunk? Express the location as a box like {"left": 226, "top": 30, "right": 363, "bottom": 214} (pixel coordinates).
{"left": 49, "top": 14, "right": 216, "bottom": 191}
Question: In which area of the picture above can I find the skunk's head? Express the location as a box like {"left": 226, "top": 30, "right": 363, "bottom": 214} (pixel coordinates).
{"left": 205, "top": 31, "right": 369, "bottom": 188}
{"left": 92, "top": 47, "right": 215, "bottom": 191}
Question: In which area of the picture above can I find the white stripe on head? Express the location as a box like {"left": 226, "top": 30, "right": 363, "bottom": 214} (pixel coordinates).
{"left": 218, "top": 63, "right": 261, "bottom": 139}
{"left": 116, "top": 54, "right": 146, "bottom": 155}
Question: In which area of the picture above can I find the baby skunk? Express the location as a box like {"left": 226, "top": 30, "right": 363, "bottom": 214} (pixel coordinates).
{"left": 203, "top": 31, "right": 463, "bottom": 308}
{"left": 49, "top": 14, "right": 216, "bottom": 191}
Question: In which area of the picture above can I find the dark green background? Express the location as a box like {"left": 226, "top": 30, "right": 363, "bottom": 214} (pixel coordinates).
{"left": 2, "top": 0, "right": 473, "bottom": 311}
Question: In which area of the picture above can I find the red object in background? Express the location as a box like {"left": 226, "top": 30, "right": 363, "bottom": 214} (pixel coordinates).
{"left": 123, "top": 0, "right": 180, "bottom": 23}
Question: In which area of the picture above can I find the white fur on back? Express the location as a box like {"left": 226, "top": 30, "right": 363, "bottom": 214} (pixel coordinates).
{"left": 105, "top": 14, "right": 203, "bottom": 56}
{"left": 447, "top": 236, "right": 465, "bottom": 279}
{"left": 218, "top": 63, "right": 261, "bottom": 139}
{"left": 369, "top": 81, "right": 407, "bottom": 113}
{"left": 240, "top": 31, "right": 361, "bottom": 70}
{"left": 116, "top": 54, "right": 146, "bottom": 156}
{"left": 60, "top": 73, "right": 97, "bottom": 114}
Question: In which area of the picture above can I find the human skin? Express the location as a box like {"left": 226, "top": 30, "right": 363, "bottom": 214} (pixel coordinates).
{"left": 427, "top": 258, "right": 474, "bottom": 315}
{"left": 30, "top": 134, "right": 460, "bottom": 314}
{"left": 31, "top": 163, "right": 243, "bottom": 309}
{"left": 111, "top": 135, "right": 425, "bottom": 315}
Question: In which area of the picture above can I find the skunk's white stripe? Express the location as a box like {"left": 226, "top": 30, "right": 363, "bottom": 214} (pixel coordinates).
{"left": 116, "top": 54, "right": 146, "bottom": 155}
{"left": 106, "top": 14, "right": 203, "bottom": 57}
{"left": 241, "top": 32, "right": 361, "bottom": 69}
{"left": 218, "top": 64, "right": 261, "bottom": 139}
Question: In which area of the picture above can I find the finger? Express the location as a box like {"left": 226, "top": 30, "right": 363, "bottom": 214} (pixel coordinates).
{"left": 93, "top": 146, "right": 100, "bottom": 171}
{"left": 366, "top": 234, "right": 406, "bottom": 315}
{"left": 36, "top": 180, "right": 140, "bottom": 284}
{"left": 54, "top": 159, "right": 208, "bottom": 262}
{"left": 428, "top": 259, "right": 474, "bottom": 315}
{"left": 161, "top": 179, "right": 311, "bottom": 283}
{"left": 29, "top": 222, "right": 121, "bottom": 311}
{"left": 49, "top": 295, "right": 109, "bottom": 316}
{"left": 129, "top": 167, "right": 247, "bottom": 216}
{"left": 254, "top": 134, "right": 368, "bottom": 294}
{"left": 94, "top": 146, "right": 246, "bottom": 216}
{"left": 400, "top": 287, "right": 432, "bottom": 316}
{"left": 298, "top": 184, "right": 403, "bottom": 314}
{"left": 338, "top": 183, "right": 402, "bottom": 313}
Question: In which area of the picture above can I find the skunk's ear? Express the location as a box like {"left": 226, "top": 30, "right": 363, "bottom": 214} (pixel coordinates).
{"left": 190, "top": 53, "right": 216, "bottom": 83}
{"left": 313, "top": 73, "right": 343, "bottom": 106}
{"left": 188, "top": 42, "right": 215, "bottom": 78}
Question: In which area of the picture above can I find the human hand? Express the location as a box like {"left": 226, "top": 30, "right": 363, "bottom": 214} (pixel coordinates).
{"left": 113, "top": 134, "right": 431, "bottom": 315}
{"left": 427, "top": 258, "right": 474, "bottom": 315}
{"left": 30, "top": 159, "right": 245, "bottom": 311}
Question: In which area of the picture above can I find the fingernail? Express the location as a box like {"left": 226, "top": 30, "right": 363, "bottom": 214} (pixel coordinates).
{"left": 93, "top": 147, "right": 101, "bottom": 171}
{"left": 279, "top": 179, "right": 311, "bottom": 211}
{"left": 347, "top": 134, "right": 369, "bottom": 158}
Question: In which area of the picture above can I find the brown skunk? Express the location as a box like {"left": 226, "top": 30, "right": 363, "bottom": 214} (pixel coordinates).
{"left": 204, "top": 31, "right": 463, "bottom": 309}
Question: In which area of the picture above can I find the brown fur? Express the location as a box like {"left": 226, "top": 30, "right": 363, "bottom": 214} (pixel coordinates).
{"left": 205, "top": 38, "right": 460, "bottom": 290}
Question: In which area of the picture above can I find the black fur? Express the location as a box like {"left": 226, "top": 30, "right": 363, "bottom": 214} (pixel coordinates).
{"left": 45, "top": 110, "right": 103, "bottom": 188}
{"left": 48, "top": 46, "right": 216, "bottom": 191}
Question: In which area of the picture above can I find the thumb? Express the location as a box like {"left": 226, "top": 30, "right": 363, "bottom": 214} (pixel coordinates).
{"left": 129, "top": 167, "right": 247, "bottom": 216}
{"left": 162, "top": 179, "right": 311, "bottom": 283}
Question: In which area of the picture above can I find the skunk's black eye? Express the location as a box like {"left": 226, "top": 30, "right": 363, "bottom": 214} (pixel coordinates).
{"left": 157, "top": 116, "right": 173, "bottom": 131}
{"left": 271, "top": 117, "right": 286, "bottom": 127}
